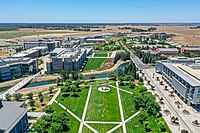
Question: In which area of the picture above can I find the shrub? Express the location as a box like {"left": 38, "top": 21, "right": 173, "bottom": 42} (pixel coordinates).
{"left": 62, "top": 93, "right": 70, "bottom": 98}
{"left": 71, "top": 94, "right": 80, "bottom": 98}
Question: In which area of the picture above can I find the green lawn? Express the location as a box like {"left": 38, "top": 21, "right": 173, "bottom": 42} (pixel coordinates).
{"left": 48, "top": 81, "right": 171, "bottom": 133}
{"left": 94, "top": 52, "right": 108, "bottom": 57}
{"left": 120, "top": 91, "right": 136, "bottom": 119}
{"left": 84, "top": 58, "right": 107, "bottom": 70}
{"left": 51, "top": 102, "right": 80, "bottom": 133}
{"left": 125, "top": 115, "right": 146, "bottom": 133}
{"left": 85, "top": 86, "right": 121, "bottom": 122}
{"left": 82, "top": 124, "right": 123, "bottom": 133}
{"left": 56, "top": 86, "right": 89, "bottom": 118}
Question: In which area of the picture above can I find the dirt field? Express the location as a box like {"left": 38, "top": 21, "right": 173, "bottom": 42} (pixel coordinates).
{"left": 0, "top": 49, "right": 15, "bottom": 56}
{"left": 0, "top": 28, "right": 101, "bottom": 40}
{"left": 102, "top": 25, "right": 200, "bottom": 46}
{"left": 1, "top": 26, "right": 200, "bottom": 46}
{"left": 18, "top": 84, "right": 56, "bottom": 95}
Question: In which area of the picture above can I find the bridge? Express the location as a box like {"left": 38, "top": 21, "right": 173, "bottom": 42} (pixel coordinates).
{"left": 0, "top": 70, "right": 44, "bottom": 100}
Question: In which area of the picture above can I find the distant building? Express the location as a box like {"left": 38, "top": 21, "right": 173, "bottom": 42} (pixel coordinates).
{"left": 46, "top": 48, "right": 87, "bottom": 74}
{"left": 0, "top": 57, "right": 38, "bottom": 81}
{"left": 181, "top": 46, "right": 200, "bottom": 53}
{"left": 157, "top": 48, "right": 179, "bottom": 55}
{"left": 168, "top": 57, "right": 195, "bottom": 64}
{"left": 86, "top": 39, "right": 107, "bottom": 43}
{"left": 0, "top": 100, "right": 28, "bottom": 133}
{"left": 156, "top": 61, "right": 200, "bottom": 106}
{"left": 12, "top": 47, "right": 48, "bottom": 58}
{"left": 150, "top": 33, "right": 168, "bottom": 40}
{"left": 24, "top": 39, "right": 60, "bottom": 51}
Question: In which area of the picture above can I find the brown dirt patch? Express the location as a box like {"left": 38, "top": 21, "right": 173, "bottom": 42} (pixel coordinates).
{"left": 97, "top": 58, "right": 114, "bottom": 71}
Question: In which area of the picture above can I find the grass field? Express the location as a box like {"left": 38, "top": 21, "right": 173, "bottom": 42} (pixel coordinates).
{"left": 50, "top": 81, "right": 171, "bottom": 133}
{"left": 82, "top": 124, "right": 122, "bottom": 133}
{"left": 84, "top": 58, "right": 107, "bottom": 70}
{"left": 85, "top": 86, "right": 121, "bottom": 122}
{"left": 120, "top": 91, "right": 137, "bottom": 119}
{"left": 94, "top": 52, "right": 108, "bottom": 57}
{"left": 0, "top": 31, "right": 73, "bottom": 39}
{"left": 51, "top": 102, "right": 80, "bottom": 133}
{"left": 56, "top": 86, "right": 89, "bottom": 118}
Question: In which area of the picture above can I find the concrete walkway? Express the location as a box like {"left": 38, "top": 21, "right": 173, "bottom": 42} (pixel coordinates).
{"left": 78, "top": 86, "right": 92, "bottom": 133}
{"left": 106, "top": 111, "right": 140, "bottom": 133}
{"left": 144, "top": 69, "right": 195, "bottom": 133}
{"left": 54, "top": 100, "right": 98, "bottom": 133}
{"left": 116, "top": 81, "right": 127, "bottom": 133}
{"left": 28, "top": 112, "right": 46, "bottom": 118}
{"left": 109, "top": 85, "right": 133, "bottom": 94}
{"left": 48, "top": 88, "right": 61, "bottom": 105}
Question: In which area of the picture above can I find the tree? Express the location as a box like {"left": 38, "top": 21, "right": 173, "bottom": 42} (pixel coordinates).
{"left": 39, "top": 97, "right": 44, "bottom": 103}
{"left": 13, "top": 93, "right": 22, "bottom": 101}
{"left": 71, "top": 71, "right": 79, "bottom": 80}
{"left": 5, "top": 93, "right": 11, "bottom": 101}
{"left": 29, "top": 99, "right": 35, "bottom": 108}
{"left": 56, "top": 78, "right": 61, "bottom": 86}
{"left": 108, "top": 72, "right": 117, "bottom": 80}
{"left": 48, "top": 123, "right": 62, "bottom": 133}
{"left": 71, "top": 85, "right": 78, "bottom": 94}
{"left": 32, "top": 112, "right": 70, "bottom": 132}
{"left": 38, "top": 92, "right": 43, "bottom": 98}
{"left": 49, "top": 87, "right": 54, "bottom": 94}
{"left": 44, "top": 105, "right": 54, "bottom": 114}
{"left": 27, "top": 93, "right": 33, "bottom": 100}
{"left": 60, "top": 70, "right": 69, "bottom": 80}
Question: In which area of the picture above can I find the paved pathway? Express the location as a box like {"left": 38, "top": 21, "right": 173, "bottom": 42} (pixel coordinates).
{"left": 0, "top": 69, "right": 45, "bottom": 99}
{"left": 109, "top": 85, "right": 133, "bottom": 94}
{"left": 144, "top": 69, "right": 194, "bottom": 133}
{"left": 51, "top": 82, "right": 142, "bottom": 133}
{"left": 78, "top": 86, "right": 92, "bottom": 133}
{"left": 48, "top": 88, "right": 61, "bottom": 105}
{"left": 107, "top": 111, "right": 140, "bottom": 133}
{"left": 28, "top": 112, "right": 46, "bottom": 117}
{"left": 54, "top": 100, "right": 98, "bottom": 133}
{"left": 116, "top": 81, "right": 127, "bottom": 133}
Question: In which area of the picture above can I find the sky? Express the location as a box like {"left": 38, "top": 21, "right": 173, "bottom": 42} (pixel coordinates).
{"left": 0, "top": 0, "right": 200, "bottom": 23}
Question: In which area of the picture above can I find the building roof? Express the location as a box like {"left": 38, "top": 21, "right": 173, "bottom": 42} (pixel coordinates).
{"left": 163, "top": 62, "right": 200, "bottom": 86}
{"left": 158, "top": 48, "right": 179, "bottom": 52}
{"left": 0, "top": 101, "right": 27, "bottom": 132}
{"left": 0, "top": 57, "right": 36, "bottom": 68}
{"left": 50, "top": 48, "right": 65, "bottom": 55}
{"left": 183, "top": 47, "right": 200, "bottom": 51}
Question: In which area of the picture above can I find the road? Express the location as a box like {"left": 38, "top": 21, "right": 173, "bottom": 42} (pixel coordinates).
{"left": 120, "top": 41, "right": 148, "bottom": 69}
{"left": 120, "top": 41, "right": 194, "bottom": 133}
